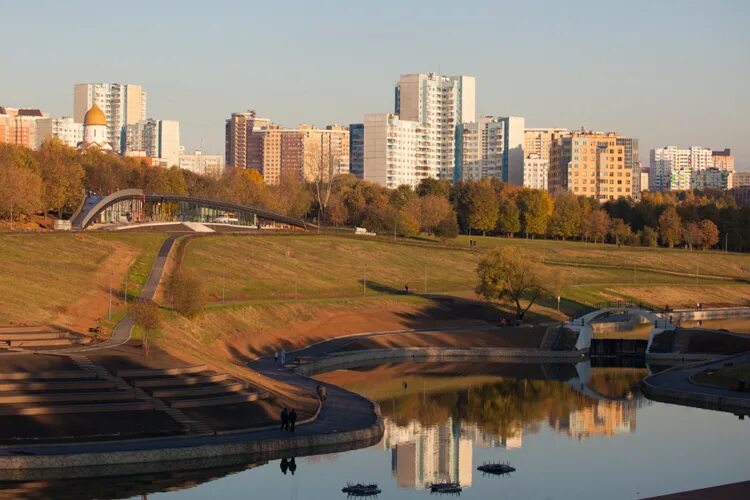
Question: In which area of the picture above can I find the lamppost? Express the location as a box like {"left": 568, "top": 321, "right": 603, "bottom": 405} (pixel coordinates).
{"left": 108, "top": 272, "right": 113, "bottom": 321}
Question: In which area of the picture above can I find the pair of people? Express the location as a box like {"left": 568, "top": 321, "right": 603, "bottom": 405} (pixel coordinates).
{"left": 280, "top": 407, "right": 298, "bottom": 431}
{"left": 273, "top": 347, "right": 286, "bottom": 366}
{"left": 280, "top": 457, "right": 297, "bottom": 475}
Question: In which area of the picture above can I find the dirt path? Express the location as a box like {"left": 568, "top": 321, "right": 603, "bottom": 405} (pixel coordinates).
{"left": 53, "top": 241, "right": 139, "bottom": 334}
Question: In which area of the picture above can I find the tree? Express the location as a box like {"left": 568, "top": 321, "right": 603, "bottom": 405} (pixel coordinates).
{"left": 517, "top": 189, "right": 554, "bottom": 238}
{"left": 0, "top": 145, "right": 42, "bottom": 221}
{"left": 416, "top": 178, "right": 451, "bottom": 199}
{"left": 468, "top": 180, "right": 499, "bottom": 235}
{"left": 131, "top": 300, "right": 162, "bottom": 356}
{"left": 641, "top": 226, "right": 658, "bottom": 247}
{"left": 682, "top": 222, "right": 702, "bottom": 251}
{"left": 420, "top": 195, "right": 452, "bottom": 235}
{"left": 326, "top": 194, "right": 348, "bottom": 226}
{"left": 36, "top": 139, "right": 84, "bottom": 218}
{"left": 609, "top": 218, "right": 632, "bottom": 246}
{"left": 496, "top": 198, "right": 521, "bottom": 236}
{"left": 305, "top": 140, "right": 340, "bottom": 225}
{"left": 433, "top": 210, "right": 459, "bottom": 241}
{"left": 590, "top": 209, "right": 611, "bottom": 243}
{"left": 170, "top": 272, "right": 206, "bottom": 317}
{"left": 699, "top": 219, "right": 719, "bottom": 250}
{"left": 658, "top": 206, "right": 682, "bottom": 248}
{"left": 475, "top": 247, "right": 555, "bottom": 320}
{"left": 548, "top": 192, "right": 582, "bottom": 240}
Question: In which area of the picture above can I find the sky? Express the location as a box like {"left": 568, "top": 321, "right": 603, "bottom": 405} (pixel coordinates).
{"left": 3, "top": 0, "right": 749, "bottom": 169}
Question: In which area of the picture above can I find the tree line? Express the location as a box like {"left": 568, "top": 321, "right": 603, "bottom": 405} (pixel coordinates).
{"left": 2, "top": 140, "right": 749, "bottom": 252}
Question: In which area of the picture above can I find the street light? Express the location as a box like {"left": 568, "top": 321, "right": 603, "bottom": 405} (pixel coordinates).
{"left": 108, "top": 272, "right": 113, "bottom": 321}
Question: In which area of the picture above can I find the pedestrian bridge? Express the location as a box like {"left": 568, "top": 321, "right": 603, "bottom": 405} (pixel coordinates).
{"left": 70, "top": 189, "right": 307, "bottom": 230}
{"left": 565, "top": 306, "right": 676, "bottom": 353}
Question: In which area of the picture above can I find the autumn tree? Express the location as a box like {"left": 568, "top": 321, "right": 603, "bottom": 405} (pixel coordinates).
{"left": 131, "top": 300, "right": 162, "bottom": 356}
{"left": 609, "top": 218, "right": 632, "bottom": 246}
{"left": 0, "top": 144, "right": 42, "bottom": 221}
{"left": 641, "top": 226, "right": 659, "bottom": 247}
{"left": 420, "top": 195, "right": 452, "bottom": 235}
{"left": 36, "top": 139, "right": 84, "bottom": 218}
{"left": 169, "top": 272, "right": 206, "bottom": 318}
{"left": 468, "top": 180, "right": 499, "bottom": 235}
{"left": 497, "top": 198, "right": 521, "bottom": 236}
{"left": 699, "top": 219, "right": 719, "bottom": 250}
{"left": 305, "top": 140, "right": 340, "bottom": 224}
{"left": 658, "top": 206, "right": 682, "bottom": 248}
{"left": 517, "top": 189, "right": 554, "bottom": 238}
{"left": 589, "top": 209, "right": 611, "bottom": 243}
{"left": 548, "top": 192, "right": 581, "bottom": 240}
{"left": 682, "top": 222, "right": 702, "bottom": 251}
{"left": 475, "top": 247, "right": 555, "bottom": 320}
{"left": 434, "top": 209, "right": 459, "bottom": 241}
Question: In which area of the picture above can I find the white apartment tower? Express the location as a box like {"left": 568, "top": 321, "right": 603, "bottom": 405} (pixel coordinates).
{"left": 455, "top": 116, "right": 525, "bottom": 185}
{"left": 364, "top": 113, "right": 432, "bottom": 189}
{"left": 650, "top": 146, "right": 714, "bottom": 191}
{"left": 125, "top": 119, "right": 181, "bottom": 166}
{"left": 73, "top": 83, "right": 147, "bottom": 154}
{"left": 395, "top": 73, "right": 476, "bottom": 181}
{"left": 35, "top": 117, "right": 83, "bottom": 149}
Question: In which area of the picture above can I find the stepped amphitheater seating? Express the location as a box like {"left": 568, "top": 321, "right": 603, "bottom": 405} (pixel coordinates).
{"left": 0, "top": 360, "right": 182, "bottom": 443}
{"left": 0, "top": 325, "right": 92, "bottom": 350}
{"left": 117, "top": 365, "right": 268, "bottom": 409}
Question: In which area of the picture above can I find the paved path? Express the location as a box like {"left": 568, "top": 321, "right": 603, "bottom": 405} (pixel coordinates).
{"left": 52, "top": 234, "right": 179, "bottom": 354}
{"left": 646, "top": 351, "right": 750, "bottom": 399}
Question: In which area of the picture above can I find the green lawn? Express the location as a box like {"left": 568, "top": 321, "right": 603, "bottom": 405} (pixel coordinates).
{"left": 180, "top": 234, "right": 750, "bottom": 312}
{"left": 0, "top": 232, "right": 166, "bottom": 325}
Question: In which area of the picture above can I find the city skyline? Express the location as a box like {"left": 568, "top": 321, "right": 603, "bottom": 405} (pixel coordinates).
{"left": 2, "top": 0, "right": 748, "bottom": 169}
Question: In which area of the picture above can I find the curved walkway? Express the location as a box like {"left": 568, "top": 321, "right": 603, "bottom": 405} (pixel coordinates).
{"left": 642, "top": 352, "right": 750, "bottom": 414}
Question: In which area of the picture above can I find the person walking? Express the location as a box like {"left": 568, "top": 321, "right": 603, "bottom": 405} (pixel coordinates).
{"left": 280, "top": 408, "right": 289, "bottom": 431}
{"left": 273, "top": 350, "right": 279, "bottom": 364}
{"left": 289, "top": 408, "right": 298, "bottom": 432}
{"left": 289, "top": 457, "right": 297, "bottom": 475}
{"left": 279, "top": 347, "right": 286, "bottom": 366}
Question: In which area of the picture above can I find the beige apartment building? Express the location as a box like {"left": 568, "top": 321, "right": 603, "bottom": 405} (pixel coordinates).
{"left": 524, "top": 128, "right": 568, "bottom": 159}
{"left": 0, "top": 107, "right": 47, "bottom": 148}
{"left": 549, "top": 130, "right": 633, "bottom": 200}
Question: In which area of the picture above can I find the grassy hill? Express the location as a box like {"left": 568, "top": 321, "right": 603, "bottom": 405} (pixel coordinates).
{"left": 180, "top": 233, "right": 750, "bottom": 310}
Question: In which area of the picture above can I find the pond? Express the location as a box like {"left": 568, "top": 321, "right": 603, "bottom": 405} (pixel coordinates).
{"left": 4, "top": 361, "right": 749, "bottom": 500}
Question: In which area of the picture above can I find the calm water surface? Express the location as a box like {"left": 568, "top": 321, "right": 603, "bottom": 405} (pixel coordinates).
{"left": 7, "top": 361, "right": 750, "bottom": 500}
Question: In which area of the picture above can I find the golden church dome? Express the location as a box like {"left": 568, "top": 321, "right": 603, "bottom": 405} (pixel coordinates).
{"left": 83, "top": 104, "right": 106, "bottom": 126}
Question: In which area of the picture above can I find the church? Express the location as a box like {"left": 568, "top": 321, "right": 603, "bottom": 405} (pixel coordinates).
{"left": 77, "top": 104, "right": 113, "bottom": 151}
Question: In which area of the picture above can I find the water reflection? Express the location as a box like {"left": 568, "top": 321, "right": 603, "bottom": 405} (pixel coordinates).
{"left": 318, "top": 361, "right": 647, "bottom": 491}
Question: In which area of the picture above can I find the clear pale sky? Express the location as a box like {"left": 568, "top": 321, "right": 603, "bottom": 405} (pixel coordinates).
{"left": 3, "top": 0, "right": 749, "bottom": 168}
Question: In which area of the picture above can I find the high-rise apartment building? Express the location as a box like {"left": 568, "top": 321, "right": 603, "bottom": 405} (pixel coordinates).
{"left": 695, "top": 167, "right": 732, "bottom": 191}
{"left": 454, "top": 116, "right": 524, "bottom": 184}
{"left": 0, "top": 107, "right": 47, "bottom": 148}
{"left": 349, "top": 123, "right": 364, "bottom": 179}
{"left": 524, "top": 128, "right": 568, "bottom": 159}
{"left": 125, "top": 119, "right": 181, "bottom": 166}
{"left": 549, "top": 130, "right": 632, "bottom": 200}
{"left": 523, "top": 154, "right": 549, "bottom": 190}
{"left": 364, "top": 113, "right": 431, "bottom": 189}
{"left": 711, "top": 149, "right": 735, "bottom": 172}
{"left": 178, "top": 150, "right": 224, "bottom": 176}
{"left": 225, "top": 111, "right": 260, "bottom": 168}
{"left": 732, "top": 171, "right": 750, "bottom": 188}
{"left": 35, "top": 117, "right": 83, "bottom": 148}
{"left": 616, "top": 137, "right": 641, "bottom": 198}
{"left": 649, "top": 146, "right": 714, "bottom": 191}
{"left": 73, "top": 83, "right": 146, "bottom": 153}
{"left": 395, "top": 73, "right": 476, "bottom": 181}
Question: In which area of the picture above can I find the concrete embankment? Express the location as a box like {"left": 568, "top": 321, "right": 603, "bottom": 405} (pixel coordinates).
{"left": 295, "top": 346, "right": 585, "bottom": 376}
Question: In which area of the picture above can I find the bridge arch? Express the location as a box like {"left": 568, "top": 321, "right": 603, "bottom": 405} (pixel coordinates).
{"left": 566, "top": 307, "right": 676, "bottom": 352}
{"left": 72, "top": 189, "right": 306, "bottom": 230}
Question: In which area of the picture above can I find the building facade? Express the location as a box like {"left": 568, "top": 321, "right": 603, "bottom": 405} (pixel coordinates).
{"left": 395, "top": 73, "right": 475, "bottom": 181}
{"left": 125, "top": 119, "right": 181, "bottom": 166}
{"left": 455, "top": 116, "right": 524, "bottom": 184}
{"left": 523, "top": 154, "right": 549, "bottom": 190}
{"left": 178, "top": 150, "right": 224, "bottom": 176}
{"left": 364, "top": 113, "right": 431, "bottom": 189}
{"left": 711, "top": 149, "right": 735, "bottom": 172}
{"left": 549, "top": 130, "right": 632, "bottom": 200}
{"left": 694, "top": 167, "right": 732, "bottom": 191}
{"left": 35, "top": 117, "right": 83, "bottom": 148}
{"left": 0, "top": 107, "right": 47, "bottom": 148}
{"left": 732, "top": 171, "right": 750, "bottom": 188}
{"left": 349, "top": 123, "right": 365, "bottom": 179}
{"left": 524, "top": 128, "right": 568, "bottom": 159}
{"left": 649, "top": 146, "right": 713, "bottom": 191}
{"left": 74, "top": 83, "right": 146, "bottom": 154}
